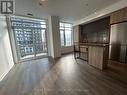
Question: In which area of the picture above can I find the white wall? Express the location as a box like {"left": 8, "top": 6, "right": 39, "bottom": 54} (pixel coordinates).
{"left": 61, "top": 46, "right": 74, "bottom": 54}
{"left": 0, "top": 16, "right": 14, "bottom": 81}
{"left": 48, "top": 16, "right": 61, "bottom": 58}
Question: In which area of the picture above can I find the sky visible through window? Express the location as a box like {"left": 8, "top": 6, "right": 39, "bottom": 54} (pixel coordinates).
{"left": 60, "top": 22, "right": 73, "bottom": 46}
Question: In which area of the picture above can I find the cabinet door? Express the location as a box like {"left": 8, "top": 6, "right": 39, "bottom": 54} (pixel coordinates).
{"left": 123, "top": 7, "right": 127, "bottom": 21}
{"left": 73, "top": 25, "right": 80, "bottom": 43}
{"left": 110, "top": 7, "right": 127, "bottom": 24}
{"left": 88, "top": 47, "right": 95, "bottom": 66}
{"left": 88, "top": 47, "right": 104, "bottom": 69}
{"left": 110, "top": 11, "right": 120, "bottom": 24}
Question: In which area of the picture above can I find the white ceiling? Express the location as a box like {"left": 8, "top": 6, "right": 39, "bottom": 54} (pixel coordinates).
{"left": 15, "top": 0, "right": 120, "bottom": 23}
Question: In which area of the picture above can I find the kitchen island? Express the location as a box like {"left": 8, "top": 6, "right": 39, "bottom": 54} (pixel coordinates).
{"left": 74, "top": 43, "right": 109, "bottom": 70}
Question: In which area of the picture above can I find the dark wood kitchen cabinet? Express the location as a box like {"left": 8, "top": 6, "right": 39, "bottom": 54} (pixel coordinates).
{"left": 110, "top": 7, "right": 127, "bottom": 24}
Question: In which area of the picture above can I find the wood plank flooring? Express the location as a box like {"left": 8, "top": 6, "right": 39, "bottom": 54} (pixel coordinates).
{"left": 0, "top": 54, "right": 127, "bottom": 95}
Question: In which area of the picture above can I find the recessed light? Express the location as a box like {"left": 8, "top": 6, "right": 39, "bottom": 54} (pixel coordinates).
{"left": 85, "top": 3, "right": 88, "bottom": 6}
{"left": 39, "top": 0, "right": 48, "bottom": 6}
{"left": 41, "top": 0, "right": 46, "bottom": 1}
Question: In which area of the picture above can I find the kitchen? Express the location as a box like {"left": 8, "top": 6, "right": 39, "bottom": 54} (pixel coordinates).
{"left": 73, "top": 7, "right": 127, "bottom": 70}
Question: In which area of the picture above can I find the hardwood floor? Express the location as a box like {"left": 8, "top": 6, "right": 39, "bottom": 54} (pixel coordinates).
{"left": 0, "top": 54, "right": 127, "bottom": 95}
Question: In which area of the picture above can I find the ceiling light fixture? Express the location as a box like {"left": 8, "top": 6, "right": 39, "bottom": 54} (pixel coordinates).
{"left": 39, "top": 0, "right": 48, "bottom": 6}
{"left": 85, "top": 3, "right": 88, "bottom": 6}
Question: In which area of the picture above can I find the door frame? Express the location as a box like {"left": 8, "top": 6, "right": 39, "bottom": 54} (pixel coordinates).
{"left": 6, "top": 15, "right": 48, "bottom": 63}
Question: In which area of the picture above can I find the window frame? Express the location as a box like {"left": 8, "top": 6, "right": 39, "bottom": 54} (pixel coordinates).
{"left": 10, "top": 16, "right": 48, "bottom": 62}
{"left": 60, "top": 22, "right": 73, "bottom": 47}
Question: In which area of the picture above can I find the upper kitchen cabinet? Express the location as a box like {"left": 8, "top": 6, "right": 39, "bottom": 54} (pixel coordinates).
{"left": 110, "top": 7, "right": 127, "bottom": 24}
{"left": 73, "top": 25, "right": 81, "bottom": 43}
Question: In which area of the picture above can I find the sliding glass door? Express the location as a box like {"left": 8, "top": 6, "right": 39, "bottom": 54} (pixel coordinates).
{"left": 10, "top": 16, "right": 47, "bottom": 61}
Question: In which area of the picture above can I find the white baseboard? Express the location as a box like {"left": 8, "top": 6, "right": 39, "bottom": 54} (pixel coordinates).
{"left": 0, "top": 70, "right": 9, "bottom": 82}
{"left": 0, "top": 65, "right": 14, "bottom": 82}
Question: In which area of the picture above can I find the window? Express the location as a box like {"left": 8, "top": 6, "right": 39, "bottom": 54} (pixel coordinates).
{"left": 60, "top": 22, "right": 73, "bottom": 46}
{"left": 10, "top": 16, "right": 47, "bottom": 61}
